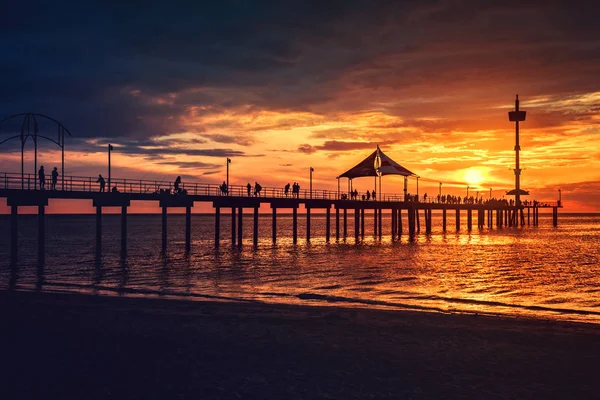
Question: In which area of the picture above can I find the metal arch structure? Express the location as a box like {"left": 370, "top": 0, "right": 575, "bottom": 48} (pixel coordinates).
{"left": 0, "top": 113, "right": 72, "bottom": 190}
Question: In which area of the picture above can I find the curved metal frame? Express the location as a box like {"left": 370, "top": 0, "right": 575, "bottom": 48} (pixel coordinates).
{"left": 0, "top": 113, "right": 72, "bottom": 190}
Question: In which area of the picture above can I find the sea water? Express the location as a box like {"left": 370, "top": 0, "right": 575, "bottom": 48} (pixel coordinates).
{"left": 1, "top": 212, "right": 599, "bottom": 323}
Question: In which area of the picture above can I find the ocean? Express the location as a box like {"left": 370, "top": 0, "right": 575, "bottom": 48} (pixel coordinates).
{"left": 1, "top": 212, "right": 599, "bottom": 323}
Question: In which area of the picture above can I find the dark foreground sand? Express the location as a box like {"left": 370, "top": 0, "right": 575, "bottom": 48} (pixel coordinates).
{"left": 1, "top": 291, "right": 600, "bottom": 399}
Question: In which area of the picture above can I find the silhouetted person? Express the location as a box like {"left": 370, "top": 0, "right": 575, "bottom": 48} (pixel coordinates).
{"left": 372, "top": 190, "right": 376, "bottom": 200}
{"left": 220, "top": 181, "right": 228, "bottom": 195}
{"left": 254, "top": 181, "right": 262, "bottom": 197}
{"left": 247, "top": 183, "right": 251, "bottom": 197}
{"left": 366, "top": 191, "right": 370, "bottom": 201}
{"left": 38, "top": 166, "right": 45, "bottom": 190}
{"left": 174, "top": 176, "right": 181, "bottom": 193}
{"left": 97, "top": 174, "right": 106, "bottom": 192}
{"left": 424, "top": 193, "right": 427, "bottom": 202}
{"left": 111, "top": 186, "right": 119, "bottom": 193}
{"left": 51, "top": 167, "right": 58, "bottom": 190}
{"left": 284, "top": 183, "right": 290, "bottom": 197}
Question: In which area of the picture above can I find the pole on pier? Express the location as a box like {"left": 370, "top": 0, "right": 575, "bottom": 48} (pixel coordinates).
{"left": 292, "top": 207, "right": 298, "bottom": 244}
{"left": 335, "top": 208, "right": 340, "bottom": 240}
{"left": 272, "top": 208, "right": 277, "bottom": 243}
{"left": 442, "top": 208, "right": 446, "bottom": 232}
{"left": 455, "top": 209, "right": 460, "bottom": 231}
{"left": 343, "top": 208, "right": 347, "bottom": 238}
{"left": 215, "top": 207, "right": 221, "bottom": 247}
{"left": 360, "top": 208, "right": 365, "bottom": 238}
{"left": 253, "top": 207, "right": 259, "bottom": 247}
{"left": 10, "top": 205, "right": 18, "bottom": 265}
{"left": 354, "top": 208, "right": 360, "bottom": 241}
{"left": 121, "top": 205, "right": 128, "bottom": 256}
{"left": 326, "top": 207, "right": 331, "bottom": 242}
{"left": 96, "top": 206, "right": 102, "bottom": 256}
{"left": 185, "top": 206, "right": 191, "bottom": 253}
{"left": 237, "top": 207, "right": 243, "bottom": 246}
{"left": 509, "top": 95, "right": 526, "bottom": 208}
{"left": 231, "top": 207, "right": 236, "bottom": 245}
{"left": 161, "top": 206, "right": 167, "bottom": 251}
{"left": 306, "top": 207, "right": 311, "bottom": 242}
{"left": 467, "top": 209, "right": 472, "bottom": 231}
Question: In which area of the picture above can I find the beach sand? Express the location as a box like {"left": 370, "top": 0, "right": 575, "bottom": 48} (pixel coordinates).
{"left": 1, "top": 290, "right": 599, "bottom": 399}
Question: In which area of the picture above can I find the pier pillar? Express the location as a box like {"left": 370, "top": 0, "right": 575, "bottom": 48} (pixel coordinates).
{"left": 162, "top": 206, "right": 167, "bottom": 251}
{"left": 520, "top": 209, "right": 525, "bottom": 227}
{"left": 527, "top": 207, "right": 530, "bottom": 226}
{"left": 215, "top": 207, "right": 221, "bottom": 247}
{"left": 455, "top": 209, "right": 460, "bottom": 231}
{"left": 504, "top": 209, "right": 508, "bottom": 227}
{"left": 416, "top": 208, "right": 421, "bottom": 233}
{"left": 238, "top": 207, "right": 243, "bottom": 246}
{"left": 373, "top": 209, "right": 378, "bottom": 236}
{"left": 326, "top": 207, "right": 331, "bottom": 242}
{"left": 10, "top": 205, "right": 18, "bottom": 265}
{"left": 293, "top": 207, "right": 298, "bottom": 244}
{"left": 343, "top": 208, "right": 347, "bottom": 238}
{"left": 306, "top": 208, "right": 311, "bottom": 241}
{"left": 360, "top": 208, "right": 365, "bottom": 238}
{"left": 442, "top": 208, "right": 446, "bottom": 232}
{"left": 335, "top": 208, "right": 340, "bottom": 240}
{"left": 391, "top": 208, "right": 396, "bottom": 239}
{"left": 96, "top": 206, "right": 102, "bottom": 255}
{"left": 272, "top": 208, "right": 277, "bottom": 243}
{"left": 253, "top": 207, "right": 259, "bottom": 247}
{"left": 231, "top": 207, "right": 236, "bottom": 245}
{"left": 378, "top": 209, "right": 383, "bottom": 237}
{"left": 408, "top": 206, "right": 416, "bottom": 237}
{"left": 425, "top": 209, "right": 432, "bottom": 234}
{"left": 398, "top": 209, "right": 402, "bottom": 235}
{"left": 38, "top": 204, "right": 45, "bottom": 266}
{"left": 121, "top": 205, "right": 128, "bottom": 256}
{"left": 184, "top": 206, "right": 191, "bottom": 253}
{"left": 467, "top": 209, "right": 472, "bottom": 231}
{"left": 553, "top": 207, "right": 558, "bottom": 227}
{"left": 478, "top": 209, "right": 483, "bottom": 229}
{"left": 354, "top": 209, "right": 360, "bottom": 241}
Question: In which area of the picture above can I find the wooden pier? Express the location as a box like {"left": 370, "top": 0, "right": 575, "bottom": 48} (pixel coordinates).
{"left": 1, "top": 172, "right": 562, "bottom": 264}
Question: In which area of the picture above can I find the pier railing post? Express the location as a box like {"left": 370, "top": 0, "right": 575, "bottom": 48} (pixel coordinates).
{"left": 455, "top": 209, "right": 460, "bottom": 232}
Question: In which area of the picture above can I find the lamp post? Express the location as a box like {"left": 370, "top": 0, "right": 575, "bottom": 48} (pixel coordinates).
{"left": 416, "top": 176, "right": 420, "bottom": 200}
{"left": 336, "top": 176, "right": 340, "bottom": 200}
{"left": 439, "top": 182, "right": 442, "bottom": 199}
{"left": 226, "top": 157, "right": 231, "bottom": 196}
{"left": 108, "top": 144, "right": 114, "bottom": 190}
{"left": 310, "top": 167, "right": 314, "bottom": 199}
{"left": 489, "top": 188, "right": 492, "bottom": 199}
{"left": 558, "top": 189, "right": 562, "bottom": 205}
{"left": 466, "top": 185, "right": 470, "bottom": 198}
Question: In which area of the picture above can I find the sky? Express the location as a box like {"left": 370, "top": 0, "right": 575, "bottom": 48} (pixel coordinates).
{"left": 1, "top": 0, "right": 599, "bottom": 213}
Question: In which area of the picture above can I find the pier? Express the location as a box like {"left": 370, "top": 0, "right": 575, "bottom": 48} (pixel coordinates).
{"left": 1, "top": 172, "right": 562, "bottom": 262}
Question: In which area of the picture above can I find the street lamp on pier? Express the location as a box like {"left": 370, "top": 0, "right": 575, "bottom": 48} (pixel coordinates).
{"left": 310, "top": 167, "right": 314, "bottom": 199}
{"left": 108, "top": 144, "right": 114, "bottom": 190}
{"left": 439, "top": 182, "right": 442, "bottom": 199}
{"left": 466, "top": 185, "right": 470, "bottom": 198}
{"left": 226, "top": 158, "right": 231, "bottom": 196}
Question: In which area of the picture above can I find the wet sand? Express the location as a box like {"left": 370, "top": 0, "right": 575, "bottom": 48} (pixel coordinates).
{"left": 1, "top": 290, "right": 599, "bottom": 399}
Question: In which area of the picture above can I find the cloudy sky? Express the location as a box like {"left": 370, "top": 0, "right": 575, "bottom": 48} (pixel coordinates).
{"left": 1, "top": 0, "right": 599, "bottom": 212}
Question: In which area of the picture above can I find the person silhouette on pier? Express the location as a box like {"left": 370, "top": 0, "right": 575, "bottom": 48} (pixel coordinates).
{"left": 220, "top": 181, "right": 228, "bottom": 195}
{"left": 247, "top": 182, "right": 251, "bottom": 197}
{"left": 111, "top": 186, "right": 119, "bottom": 193}
{"left": 284, "top": 183, "right": 290, "bottom": 197}
{"left": 372, "top": 190, "right": 376, "bottom": 201}
{"left": 366, "top": 191, "right": 371, "bottom": 201}
{"left": 254, "top": 181, "right": 262, "bottom": 197}
{"left": 97, "top": 174, "right": 106, "bottom": 192}
{"left": 174, "top": 176, "right": 182, "bottom": 193}
{"left": 51, "top": 167, "right": 58, "bottom": 190}
{"left": 38, "top": 166, "right": 45, "bottom": 190}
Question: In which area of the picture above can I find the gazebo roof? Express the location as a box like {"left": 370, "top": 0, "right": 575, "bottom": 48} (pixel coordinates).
{"left": 338, "top": 148, "right": 415, "bottom": 179}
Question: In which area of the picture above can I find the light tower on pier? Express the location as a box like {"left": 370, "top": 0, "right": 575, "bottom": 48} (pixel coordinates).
{"left": 508, "top": 95, "right": 527, "bottom": 206}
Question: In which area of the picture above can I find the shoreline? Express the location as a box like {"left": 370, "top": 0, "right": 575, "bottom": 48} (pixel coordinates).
{"left": 2, "top": 290, "right": 600, "bottom": 399}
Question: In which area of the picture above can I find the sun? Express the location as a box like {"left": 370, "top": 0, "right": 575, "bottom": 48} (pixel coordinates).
{"left": 463, "top": 168, "right": 485, "bottom": 186}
